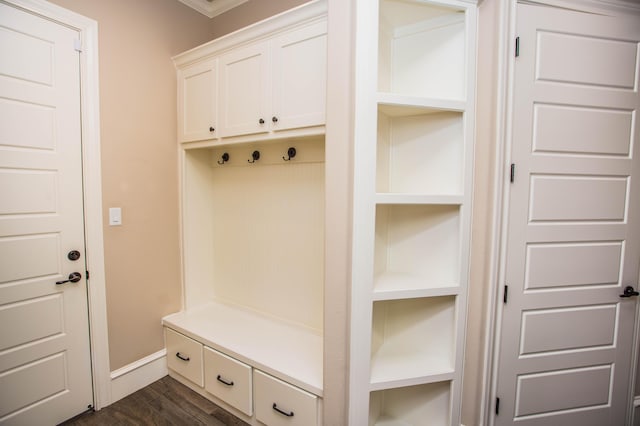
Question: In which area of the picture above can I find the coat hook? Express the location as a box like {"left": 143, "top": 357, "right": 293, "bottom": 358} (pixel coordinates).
{"left": 248, "top": 150, "right": 260, "bottom": 163}
{"left": 217, "top": 152, "right": 230, "bottom": 165}
{"left": 283, "top": 147, "right": 296, "bottom": 161}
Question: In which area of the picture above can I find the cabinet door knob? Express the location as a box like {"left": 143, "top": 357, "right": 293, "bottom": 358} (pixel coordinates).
{"left": 209, "top": 126, "right": 215, "bottom": 132}
{"left": 272, "top": 116, "right": 278, "bottom": 123}
{"left": 259, "top": 118, "right": 265, "bottom": 125}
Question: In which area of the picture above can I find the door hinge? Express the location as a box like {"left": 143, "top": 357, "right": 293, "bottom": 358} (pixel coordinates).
{"left": 74, "top": 38, "right": 82, "bottom": 52}
{"left": 503, "top": 285, "right": 509, "bottom": 304}
{"left": 496, "top": 397, "right": 500, "bottom": 415}
{"left": 510, "top": 163, "right": 515, "bottom": 183}
{"left": 515, "top": 36, "right": 520, "bottom": 57}
{"left": 86, "top": 270, "right": 90, "bottom": 280}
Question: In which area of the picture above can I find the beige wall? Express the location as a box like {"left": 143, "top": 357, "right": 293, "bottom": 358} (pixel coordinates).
{"left": 47, "top": 0, "right": 307, "bottom": 371}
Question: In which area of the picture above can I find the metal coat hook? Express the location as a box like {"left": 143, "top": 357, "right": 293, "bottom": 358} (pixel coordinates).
{"left": 283, "top": 147, "right": 296, "bottom": 161}
{"left": 217, "top": 152, "right": 230, "bottom": 165}
{"left": 248, "top": 150, "right": 260, "bottom": 163}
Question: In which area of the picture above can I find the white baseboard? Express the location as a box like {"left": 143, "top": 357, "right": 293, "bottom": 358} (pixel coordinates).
{"left": 109, "top": 349, "right": 168, "bottom": 404}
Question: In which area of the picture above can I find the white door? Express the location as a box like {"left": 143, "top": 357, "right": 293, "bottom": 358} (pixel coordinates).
{"left": 495, "top": 3, "right": 640, "bottom": 426}
{"left": 0, "top": 2, "right": 93, "bottom": 424}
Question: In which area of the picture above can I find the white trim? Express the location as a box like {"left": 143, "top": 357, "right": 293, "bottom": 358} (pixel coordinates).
{"left": 177, "top": 0, "right": 249, "bottom": 19}
{"left": 173, "top": 0, "right": 327, "bottom": 67}
{"left": 110, "top": 350, "right": 168, "bottom": 403}
{"left": 485, "top": 0, "right": 517, "bottom": 425}
{"left": 3, "top": 0, "right": 111, "bottom": 410}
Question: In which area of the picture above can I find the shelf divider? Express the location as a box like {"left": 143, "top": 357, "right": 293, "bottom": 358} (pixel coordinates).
{"left": 375, "top": 193, "right": 463, "bottom": 205}
{"left": 377, "top": 92, "right": 466, "bottom": 115}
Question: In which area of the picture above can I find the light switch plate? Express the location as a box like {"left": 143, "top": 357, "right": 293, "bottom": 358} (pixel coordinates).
{"left": 109, "top": 207, "right": 122, "bottom": 226}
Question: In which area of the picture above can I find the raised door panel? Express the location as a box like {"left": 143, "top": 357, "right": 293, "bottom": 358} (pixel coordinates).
{"left": 271, "top": 20, "right": 327, "bottom": 131}
{"left": 178, "top": 58, "right": 217, "bottom": 142}
{"left": 218, "top": 41, "right": 270, "bottom": 137}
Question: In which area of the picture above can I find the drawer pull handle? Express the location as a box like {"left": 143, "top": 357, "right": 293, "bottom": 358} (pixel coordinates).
{"left": 175, "top": 352, "right": 190, "bottom": 362}
{"left": 272, "top": 403, "right": 294, "bottom": 417}
{"left": 216, "top": 375, "right": 234, "bottom": 386}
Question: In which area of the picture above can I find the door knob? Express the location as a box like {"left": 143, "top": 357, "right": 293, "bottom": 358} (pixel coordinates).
{"left": 56, "top": 272, "right": 82, "bottom": 285}
{"left": 620, "top": 286, "right": 639, "bottom": 298}
{"left": 68, "top": 250, "right": 81, "bottom": 261}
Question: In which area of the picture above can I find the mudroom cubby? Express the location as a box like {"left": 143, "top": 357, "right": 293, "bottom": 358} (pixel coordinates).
{"left": 166, "top": 2, "right": 327, "bottom": 425}
{"left": 179, "top": 139, "right": 325, "bottom": 329}
{"left": 168, "top": 0, "right": 477, "bottom": 422}
{"left": 164, "top": 136, "right": 325, "bottom": 424}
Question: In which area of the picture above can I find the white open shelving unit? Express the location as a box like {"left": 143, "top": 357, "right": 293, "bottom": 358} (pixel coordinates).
{"left": 350, "top": 0, "right": 476, "bottom": 424}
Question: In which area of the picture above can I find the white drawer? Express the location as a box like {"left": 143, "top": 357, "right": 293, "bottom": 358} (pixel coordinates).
{"left": 204, "top": 346, "right": 253, "bottom": 416}
{"left": 165, "top": 328, "right": 203, "bottom": 386}
{"left": 254, "top": 370, "right": 318, "bottom": 426}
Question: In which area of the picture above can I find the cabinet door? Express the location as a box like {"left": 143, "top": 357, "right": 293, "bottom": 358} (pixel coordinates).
{"left": 178, "top": 58, "right": 217, "bottom": 142}
{"left": 271, "top": 20, "right": 327, "bottom": 132}
{"left": 219, "top": 41, "right": 270, "bottom": 137}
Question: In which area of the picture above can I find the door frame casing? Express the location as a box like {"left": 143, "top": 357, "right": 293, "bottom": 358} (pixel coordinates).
{"left": 3, "top": 0, "right": 111, "bottom": 410}
{"left": 484, "top": 0, "right": 640, "bottom": 425}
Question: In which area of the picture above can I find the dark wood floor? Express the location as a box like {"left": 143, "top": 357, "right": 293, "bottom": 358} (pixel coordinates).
{"left": 59, "top": 376, "right": 249, "bottom": 426}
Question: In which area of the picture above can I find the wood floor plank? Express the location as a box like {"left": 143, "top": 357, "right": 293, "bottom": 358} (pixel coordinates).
{"left": 59, "top": 376, "right": 247, "bottom": 426}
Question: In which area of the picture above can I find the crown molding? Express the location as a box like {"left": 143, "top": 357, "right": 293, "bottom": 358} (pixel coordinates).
{"left": 178, "top": 0, "right": 249, "bottom": 18}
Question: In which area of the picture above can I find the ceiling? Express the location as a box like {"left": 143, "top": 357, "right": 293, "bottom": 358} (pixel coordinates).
{"left": 178, "top": 0, "right": 249, "bottom": 18}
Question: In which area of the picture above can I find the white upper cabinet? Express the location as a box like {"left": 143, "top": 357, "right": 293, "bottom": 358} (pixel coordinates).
{"left": 271, "top": 20, "right": 327, "bottom": 132}
{"left": 218, "top": 41, "right": 271, "bottom": 137}
{"left": 177, "top": 58, "right": 217, "bottom": 142}
{"left": 219, "top": 21, "right": 327, "bottom": 138}
{"left": 175, "top": 6, "right": 327, "bottom": 143}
